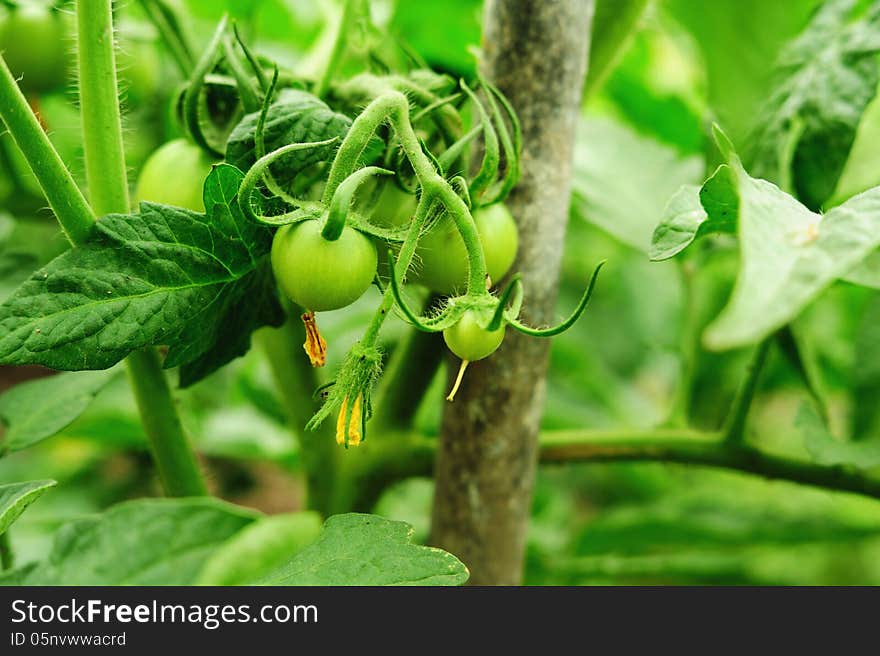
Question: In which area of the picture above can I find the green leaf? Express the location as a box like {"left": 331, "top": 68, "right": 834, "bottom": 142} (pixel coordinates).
{"left": 0, "top": 563, "right": 36, "bottom": 585}
{"left": 259, "top": 513, "right": 469, "bottom": 586}
{"left": 746, "top": 0, "right": 880, "bottom": 209}
{"left": 226, "top": 88, "right": 351, "bottom": 185}
{"left": 668, "top": 0, "right": 823, "bottom": 144}
{"left": 798, "top": 403, "right": 880, "bottom": 469}
{"left": 0, "top": 370, "right": 118, "bottom": 453}
{"left": 572, "top": 116, "right": 703, "bottom": 252}
{"left": 853, "top": 294, "right": 880, "bottom": 438}
{"left": 0, "top": 165, "right": 284, "bottom": 386}
{"left": 704, "top": 163, "right": 880, "bottom": 350}
{"left": 585, "top": 0, "right": 651, "bottom": 97}
{"left": 20, "top": 498, "right": 257, "bottom": 585}
{"left": 196, "top": 511, "right": 323, "bottom": 585}
{"left": 844, "top": 250, "right": 880, "bottom": 288}
{"left": 0, "top": 479, "right": 56, "bottom": 535}
{"left": 649, "top": 165, "right": 738, "bottom": 260}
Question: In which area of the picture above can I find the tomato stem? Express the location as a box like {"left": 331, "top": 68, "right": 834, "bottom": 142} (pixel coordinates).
{"left": 75, "top": 0, "right": 207, "bottom": 497}
{"left": 0, "top": 531, "right": 12, "bottom": 571}
{"left": 323, "top": 91, "right": 488, "bottom": 295}
{"left": 76, "top": 0, "right": 130, "bottom": 217}
{"left": 0, "top": 55, "right": 95, "bottom": 243}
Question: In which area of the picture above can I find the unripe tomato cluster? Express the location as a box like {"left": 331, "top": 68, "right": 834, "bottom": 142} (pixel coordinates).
{"left": 268, "top": 182, "right": 519, "bottom": 363}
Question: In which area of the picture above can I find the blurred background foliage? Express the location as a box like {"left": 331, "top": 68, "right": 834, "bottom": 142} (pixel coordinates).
{"left": 2, "top": 0, "right": 880, "bottom": 585}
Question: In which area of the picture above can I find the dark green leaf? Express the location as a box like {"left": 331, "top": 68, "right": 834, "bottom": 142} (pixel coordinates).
{"left": 259, "top": 513, "right": 469, "bottom": 586}
{"left": 0, "top": 165, "right": 284, "bottom": 385}
{"left": 649, "top": 165, "right": 738, "bottom": 260}
{"left": 585, "top": 0, "right": 651, "bottom": 97}
{"left": 0, "top": 479, "right": 56, "bottom": 534}
{"left": 226, "top": 88, "right": 351, "bottom": 184}
{"left": 746, "top": 0, "right": 880, "bottom": 209}
{"left": 0, "top": 370, "right": 118, "bottom": 453}
{"left": 21, "top": 498, "right": 257, "bottom": 585}
{"left": 196, "top": 511, "right": 323, "bottom": 585}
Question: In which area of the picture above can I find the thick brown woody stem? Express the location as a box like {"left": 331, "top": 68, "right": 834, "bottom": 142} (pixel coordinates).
{"left": 430, "top": 0, "right": 595, "bottom": 584}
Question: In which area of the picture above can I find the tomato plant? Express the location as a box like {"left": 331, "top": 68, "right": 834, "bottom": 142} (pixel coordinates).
{"left": 1, "top": 0, "right": 880, "bottom": 596}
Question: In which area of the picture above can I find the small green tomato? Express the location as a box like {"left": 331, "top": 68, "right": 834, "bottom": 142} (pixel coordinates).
{"left": 271, "top": 221, "right": 378, "bottom": 312}
{"left": 442, "top": 309, "right": 506, "bottom": 401}
{"left": 134, "top": 139, "right": 216, "bottom": 212}
{"left": 0, "top": 3, "right": 69, "bottom": 94}
{"left": 443, "top": 309, "right": 506, "bottom": 362}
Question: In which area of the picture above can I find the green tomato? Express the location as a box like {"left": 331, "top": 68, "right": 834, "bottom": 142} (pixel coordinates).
{"left": 271, "top": 221, "right": 378, "bottom": 312}
{"left": 0, "top": 3, "right": 69, "bottom": 94}
{"left": 134, "top": 139, "right": 216, "bottom": 212}
{"left": 414, "top": 203, "right": 518, "bottom": 295}
{"left": 369, "top": 181, "right": 418, "bottom": 228}
{"left": 443, "top": 310, "right": 506, "bottom": 361}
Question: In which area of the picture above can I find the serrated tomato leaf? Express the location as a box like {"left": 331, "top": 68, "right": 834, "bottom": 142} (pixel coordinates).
{"left": 259, "top": 513, "right": 469, "bottom": 586}
{"left": 0, "top": 164, "right": 284, "bottom": 386}
{"left": 0, "top": 370, "right": 118, "bottom": 453}
{"left": 746, "top": 0, "right": 880, "bottom": 210}
{"left": 226, "top": 88, "right": 351, "bottom": 184}
{"left": 196, "top": 511, "right": 323, "bottom": 586}
{"left": 0, "top": 480, "right": 56, "bottom": 535}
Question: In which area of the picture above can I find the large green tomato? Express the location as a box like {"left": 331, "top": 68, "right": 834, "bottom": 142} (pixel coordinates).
{"left": 443, "top": 310, "right": 506, "bottom": 361}
{"left": 134, "top": 139, "right": 216, "bottom": 212}
{"left": 413, "top": 203, "right": 518, "bottom": 295}
{"left": 271, "top": 221, "right": 378, "bottom": 312}
{"left": 0, "top": 3, "right": 69, "bottom": 94}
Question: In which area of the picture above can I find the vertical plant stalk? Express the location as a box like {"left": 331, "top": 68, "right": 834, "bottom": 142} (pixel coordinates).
{"left": 722, "top": 337, "right": 772, "bottom": 444}
{"left": 76, "top": 0, "right": 206, "bottom": 497}
{"left": 430, "top": 0, "right": 595, "bottom": 585}
{"left": 257, "top": 318, "right": 337, "bottom": 515}
{"left": 0, "top": 58, "right": 95, "bottom": 244}
{"left": 0, "top": 531, "right": 12, "bottom": 570}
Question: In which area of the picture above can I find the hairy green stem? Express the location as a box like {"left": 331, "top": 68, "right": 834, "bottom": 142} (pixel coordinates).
{"left": 77, "top": 0, "right": 130, "bottom": 215}
{"left": 324, "top": 91, "right": 487, "bottom": 294}
{"left": 76, "top": 0, "right": 206, "bottom": 497}
{"left": 372, "top": 308, "right": 446, "bottom": 430}
{"left": 0, "top": 531, "right": 12, "bottom": 571}
{"left": 358, "top": 428, "right": 880, "bottom": 504}
{"left": 722, "top": 337, "right": 772, "bottom": 443}
{"left": 0, "top": 56, "right": 95, "bottom": 243}
{"left": 125, "top": 349, "right": 207, "bottom": 496}
{"left": 539, "top": 429, "right": 880, "bottom": 499}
